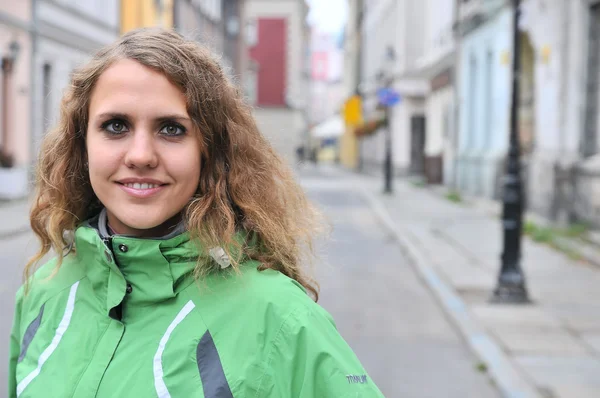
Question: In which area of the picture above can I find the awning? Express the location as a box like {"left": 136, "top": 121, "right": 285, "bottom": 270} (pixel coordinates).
{"left": 354, "top": 113, "right": 386, "bottom": 138}
{"left": 311, "top": 115, "right": 344, "bottom": 139}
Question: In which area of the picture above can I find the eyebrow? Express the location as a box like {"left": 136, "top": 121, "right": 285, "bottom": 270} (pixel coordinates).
{"left": 95, "top": 112, "right": 191, "bottom": 122}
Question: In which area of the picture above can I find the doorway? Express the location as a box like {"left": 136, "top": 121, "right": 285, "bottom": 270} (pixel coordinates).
{"left": 410, "top": 115, "right": 426, "bottom": 175}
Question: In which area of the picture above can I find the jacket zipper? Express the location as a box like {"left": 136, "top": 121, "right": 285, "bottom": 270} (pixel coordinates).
{"left": 102, "top": 236, "right": 115, "bottom": 263}
{"left": 102, "top": 236, "right": 124, "bottom": 321}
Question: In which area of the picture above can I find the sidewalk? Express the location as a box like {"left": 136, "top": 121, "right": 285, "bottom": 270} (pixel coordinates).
{"left": 0, "top": 198, "right": 31, "bottom": 238}
{"left": 307, "top": 164, "right": 600, "bottom": 398}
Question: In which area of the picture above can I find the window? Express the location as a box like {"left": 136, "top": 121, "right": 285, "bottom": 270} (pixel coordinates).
{"left": 468, "top": 54, "right": 477, "bottom": 148}
{"left": 42, "top": 64, "right": 52, "bottom": 134}
{"left": 245, "top": 20, "right": 257, "bottom": 46}
{"left": 484, "top": 49, "right": 493, "bottom": 148}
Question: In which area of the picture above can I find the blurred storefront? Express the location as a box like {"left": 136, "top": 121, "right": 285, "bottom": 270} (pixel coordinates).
{"left": 0, "top": 1, "right": 32, "bottom": 198}
{"left": 310, "top": 115, "right": 343, "bottom": 163}
{"left": 121, "top": 0, "right": 174, "bottom": 33}
{"left": 31, "top": 0, "right": 119, "bottom": 168}
{"left": 0, "top": 0, "right": 119, "bottom": 199}
{"left": 173, "top": 0, "right": 245, "bottom": 79}
{"left": 354, "top": 0, "right": 429, "bottom": 178}
{"left": 243, "top": 0, "right": 310, "bottom": 165}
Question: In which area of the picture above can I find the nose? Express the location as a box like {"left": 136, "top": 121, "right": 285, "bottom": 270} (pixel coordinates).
{"left": 124, "top": 130, "right": 158, "bottom": 169}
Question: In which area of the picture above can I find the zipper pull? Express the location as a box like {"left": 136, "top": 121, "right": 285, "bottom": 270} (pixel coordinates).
{"left": 102, "top": 236, "right": 114, "bottom": 263}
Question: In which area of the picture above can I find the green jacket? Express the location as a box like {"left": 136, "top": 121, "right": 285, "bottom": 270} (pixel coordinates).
{"left": 9, "top": 224, "right": 384, "bottom": 397}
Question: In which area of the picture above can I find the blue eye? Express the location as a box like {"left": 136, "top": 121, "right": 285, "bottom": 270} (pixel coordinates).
{"left": 160, "top": 124, "right": 186, "bottom": 136}
{"left": 102, "top": 120, "right": 129, "bottom": 134}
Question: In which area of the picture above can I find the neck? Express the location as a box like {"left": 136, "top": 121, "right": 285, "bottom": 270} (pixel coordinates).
{"left": 100, "top": 208, "right": 185, "bottom": 239}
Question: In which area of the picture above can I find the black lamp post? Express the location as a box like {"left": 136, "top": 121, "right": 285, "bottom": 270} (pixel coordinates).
{"left": 382, "top": 46, "right": 395, "bottom": 194}
{"left": 491, "top": 0, "right": 530, "bottom": 304}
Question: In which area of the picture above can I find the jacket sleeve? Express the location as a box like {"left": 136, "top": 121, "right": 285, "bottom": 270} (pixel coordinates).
{"left": 256, "top": 303, "right": 385, "bottom": 398}
{"left": 8, "top": 289, "right": 23, "bottom": 398}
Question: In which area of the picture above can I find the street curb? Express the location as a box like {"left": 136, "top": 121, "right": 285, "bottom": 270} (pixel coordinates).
{"left": 360, "top": 188, "right": 542, "bottom": 398}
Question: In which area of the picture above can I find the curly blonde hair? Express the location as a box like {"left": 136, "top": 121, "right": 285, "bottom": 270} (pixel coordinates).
{"left": 27, "top": 28, "right": 324, "bottom": 299}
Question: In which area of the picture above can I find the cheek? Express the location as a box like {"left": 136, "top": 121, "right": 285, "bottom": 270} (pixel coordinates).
{"left": 86, "top": 138, "right": 122, "bottom": 179}
{"left": 169, "top": 149, "right": 201, "bottom": 186}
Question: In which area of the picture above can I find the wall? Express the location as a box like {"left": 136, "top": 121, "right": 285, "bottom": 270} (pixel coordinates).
{"left": 339, "top": 0, "right": 361, "bottom": 169}
{"left": 244, "top": 0, "right": 308, "bottom": 165}
{"left": 359, "top": 0, "right": 429, "bottom": 175}
{"left": 174, "top": 0, "right": 228, "bottom": 70}
{"left": 244, "top": 0, "right": 306, "bottom": 109}
{"left": 308, "top": 29, "right": 345, "bottom": 128}
{"left": 516, "top": 0, "right": 568, "bottom": 218}
{"left": 360, "top": 97, "right": 424, "bottom": 175}
{"left": 253, "top": 107, "right": 303, "bottom": 163}
{"left": 0, "top": 1, "right": 32, "bottom": 165}
{"left": 31, "top": 0, "right": 119, "bottom": 158}
{"left": 426, "top": 85, "right": 453, "bottom": 158}
{"left": 421, "top": 0, "right": 454, "bottom": 69}
{"left": 556, "top": 0, "right": 600, "bottom": 225}
{"left": 121, "top": 0, "right": 174, "bottom": 33}
{"left": 456, "top": 7, "right": 511, "bottom": 198}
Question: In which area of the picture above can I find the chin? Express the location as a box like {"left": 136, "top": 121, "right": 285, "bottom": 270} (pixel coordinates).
{"left": 116, "top": 211, "right": 174, "bottom": 232}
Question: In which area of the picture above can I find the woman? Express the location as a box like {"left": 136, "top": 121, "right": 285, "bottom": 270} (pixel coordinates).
{"left": 8, "top": 28, "right": 383, "bottom": 397}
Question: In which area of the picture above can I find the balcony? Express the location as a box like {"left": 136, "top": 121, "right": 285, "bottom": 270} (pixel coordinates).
{"left": 456, "top": 0, "right": 508, "bottom": 36}
{"left": 413, "top": 23, "right": 455, "bottom": 79}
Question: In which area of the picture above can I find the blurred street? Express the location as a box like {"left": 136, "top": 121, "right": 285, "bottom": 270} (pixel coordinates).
{"left": 301, "top": 167, "right": 500, "bottom": 397}
{"left": 0, "top": 166, "right": 503, "bottom": 397}
{"left": 3, "top": 164, "right": 600, "bottom": 396}
{"left": 1, "top": 0, "right": 600, "bottom": 396}
{"left": 301, "top": 164, "right": 600, "bottom": 398}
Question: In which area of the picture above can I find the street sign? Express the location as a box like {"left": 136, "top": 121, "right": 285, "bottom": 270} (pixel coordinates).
{"left": 343, "top": 95, "right": 362, "bottom": 126}
{"left": 377, "top": 87, "right": 401, "bottom": 107}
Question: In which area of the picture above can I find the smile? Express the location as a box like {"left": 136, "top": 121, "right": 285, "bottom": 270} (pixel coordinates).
{"left": 123, "top": 182, "right": 161, "bottom": 189}
{"left": 117, "top": 181, "right": 167, "bottom": 198}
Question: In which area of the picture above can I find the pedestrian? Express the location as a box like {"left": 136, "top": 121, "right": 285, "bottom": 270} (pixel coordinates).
{"left": 8, "top": 28, "right": 383, "bottom": 397}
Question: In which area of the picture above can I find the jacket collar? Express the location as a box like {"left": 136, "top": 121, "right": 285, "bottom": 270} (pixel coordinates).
{"left": 74, "top": 223, "right": 200, "bottom": 317}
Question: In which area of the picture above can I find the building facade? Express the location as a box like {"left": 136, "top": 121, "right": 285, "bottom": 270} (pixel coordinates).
{"left": 524, "top": 0, "right": 600, "bottom": 227}
{"left": 339, "top": 0, "right": 363, "bottom": 169}
{"left": 0, "top": 0, "right": 33, "bottom": 198}
{"left": 455, "top": 0, "right": 512, "bottom": 199}
{"left": 174, "top": 0, "right": 245, "bottom": 79}
{"left": 452, "top": 0, "right": 600, "bottom": 226}
{"left": 243, "top": 0, "right": 310, "bottom": 165}
{"left": 309, "top": 30, "right": 344, "bottom": 127}
{"left": 31, "top": 0, "right": 119, "bottom": 160}
{"left": 359, "top": 0, "right": 429, "bottom": 177}
{"left": 308, "top": 29, "right": 345, "bottom": 162}
{"left": 345, "top": 0, "right": 600, "bottom": 228}
{"left": 413, "top": 0, "right": 456, "bottom": 184}
{"left": 121, "top": 0, "right": 174, "bottom": 33}
{"left": 1, "top": 0, "right": 119, "bottom": 199}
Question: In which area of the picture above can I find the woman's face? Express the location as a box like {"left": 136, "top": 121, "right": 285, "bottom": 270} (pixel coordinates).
{"left": 86, "top": 59, "right": 201, "bottom": 237}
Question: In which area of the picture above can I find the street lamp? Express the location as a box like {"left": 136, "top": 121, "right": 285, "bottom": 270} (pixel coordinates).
{"left": 1, "top": 39, "right": 21, "bottom": 168}
{"left": 381, "top": 46, "right": 395, "bottom": 194}
{"left": 491, "top": 0, "right": 530, "bottom": 304}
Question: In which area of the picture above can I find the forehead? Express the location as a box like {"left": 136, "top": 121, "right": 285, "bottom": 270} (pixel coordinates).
{"left": 89, "top": 59, "right": 187, "bottom": 117}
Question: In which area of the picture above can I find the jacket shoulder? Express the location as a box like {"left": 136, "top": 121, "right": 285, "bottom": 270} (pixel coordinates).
{"left": 193, "top": 262, "right": 316, "bottom": 318}
{"left": 185, "top": 263, "right": 330, "bottom": 396}
{"left": 16, "top": 253, "right": 86, "bottom": 316}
